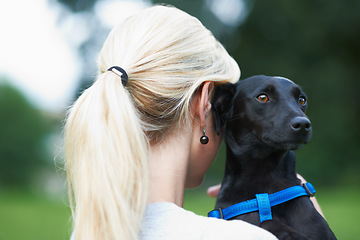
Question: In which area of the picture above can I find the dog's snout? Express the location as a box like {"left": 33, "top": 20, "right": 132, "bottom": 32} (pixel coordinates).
{"left": 290, "top": 117, "right": 311, "bottom": 132}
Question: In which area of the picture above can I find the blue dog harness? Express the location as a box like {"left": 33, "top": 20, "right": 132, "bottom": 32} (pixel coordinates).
{"left": 208, "top": 183, "right": 316, "bottom": 222}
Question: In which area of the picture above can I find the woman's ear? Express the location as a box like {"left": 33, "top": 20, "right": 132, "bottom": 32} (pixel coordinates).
{"left": 199, "top": 81, "right": 215, "bottom": 129}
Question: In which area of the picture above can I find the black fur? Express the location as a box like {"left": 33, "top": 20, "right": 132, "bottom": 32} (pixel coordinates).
{"left": 212, "top": 75, "right": 336, "bottom": 240}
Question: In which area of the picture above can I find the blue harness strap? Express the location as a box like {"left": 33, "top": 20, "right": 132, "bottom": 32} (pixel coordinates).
{"left": 208, "top": 183, "right": 316, "bottom": 222}
{"left": 256, "top": 193, "right": 272, "bottom": 222}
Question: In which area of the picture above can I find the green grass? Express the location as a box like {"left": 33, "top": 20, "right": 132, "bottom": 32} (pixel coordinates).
{"left": 184, "top": 186, "right": 360, "bottom": 240}
{"left": 0, "top": 187, "right": 358, "bottom": 239}
{"left": 0, "top": 189, "right": 71, "bottom": 240}
{"left": 315, "top": 187, "right": 360, "bottom": 240}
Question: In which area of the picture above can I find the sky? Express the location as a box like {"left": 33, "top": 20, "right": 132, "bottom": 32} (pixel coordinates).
{"left": 0, "top": 0, "right": 149, "bottom": 112}
{"left": 0, "top": 0, "right": 243, "bottom": 113}
{"left": 0, "top": 0, "right": 78, "bottom": 112}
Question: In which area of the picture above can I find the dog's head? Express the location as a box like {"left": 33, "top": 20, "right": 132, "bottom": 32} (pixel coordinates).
{"left": 213, "top": 75, "right": 312, "bottom": 150}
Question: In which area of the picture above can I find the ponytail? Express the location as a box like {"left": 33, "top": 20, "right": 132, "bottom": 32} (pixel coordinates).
{"left": 65, "top": 72, "right": 148, "bottom": 240}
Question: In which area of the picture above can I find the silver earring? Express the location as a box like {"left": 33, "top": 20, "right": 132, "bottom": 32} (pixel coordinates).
{"left": 200, "top": 129, "right": 209, "bottom": 145}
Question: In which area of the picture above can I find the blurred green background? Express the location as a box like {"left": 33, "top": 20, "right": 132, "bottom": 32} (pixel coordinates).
{"left": 1, "top": 0, "right": 359, "bottom": 239}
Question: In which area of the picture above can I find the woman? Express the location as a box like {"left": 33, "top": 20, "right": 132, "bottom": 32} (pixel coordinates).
{"left": 65, "top": 5, "right": 278, "bottom": 240}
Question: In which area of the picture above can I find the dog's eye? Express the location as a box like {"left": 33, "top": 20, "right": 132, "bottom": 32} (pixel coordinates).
{"left": 256, "top": 94, "right": 269, "bottom": 103}
{"left": 298, "top": 97, "right": 307, "bottom": 106}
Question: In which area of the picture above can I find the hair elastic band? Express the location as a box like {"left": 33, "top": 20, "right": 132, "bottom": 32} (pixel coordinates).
{"left": 107, "top": 66, "right": 129, "bottom": 87}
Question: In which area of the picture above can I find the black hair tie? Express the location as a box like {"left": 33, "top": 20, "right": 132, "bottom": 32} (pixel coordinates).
{"left": 107, "top": 66, "right": 129, "bottom": 87}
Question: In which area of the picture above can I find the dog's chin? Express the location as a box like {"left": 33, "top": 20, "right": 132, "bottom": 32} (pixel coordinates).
{"left": 284, "top": 143, "right": 304, "bottom": 150}
{"left": 261, "top": 138, "right": 307, "bottom": 151}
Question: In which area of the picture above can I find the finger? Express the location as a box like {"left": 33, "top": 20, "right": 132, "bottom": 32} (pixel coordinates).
{"left": 207, "top": 184, "right": 221, "bottom": 197}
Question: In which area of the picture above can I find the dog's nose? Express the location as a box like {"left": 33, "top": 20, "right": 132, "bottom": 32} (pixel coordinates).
{"left": 290, "top": 117, "right": 311, "bottom": 132}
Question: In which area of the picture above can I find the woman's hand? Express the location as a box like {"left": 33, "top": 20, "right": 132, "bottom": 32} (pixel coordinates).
{"left": 297, "top": 174, "right": 325, "bottom": 218}
{"left": 207, "top": 183, "right": 221, "bottom": 197}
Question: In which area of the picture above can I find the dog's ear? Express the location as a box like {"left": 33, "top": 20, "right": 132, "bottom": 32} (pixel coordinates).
{"left": 212, "top": 83, "right": 236, "bottom": 135}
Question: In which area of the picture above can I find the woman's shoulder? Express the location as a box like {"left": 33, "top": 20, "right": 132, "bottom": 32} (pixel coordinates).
{"left": 139, "top": 202, "right": 277, "bottom": 240}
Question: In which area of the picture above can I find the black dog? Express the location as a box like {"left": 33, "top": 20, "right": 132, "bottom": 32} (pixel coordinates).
{"left": 210, "top": 75, "right": 336, "bottom": 240}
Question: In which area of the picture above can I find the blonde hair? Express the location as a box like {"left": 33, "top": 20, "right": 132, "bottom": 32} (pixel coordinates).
{"left": 65, "top": 5, "right": 240, "bottom": 240}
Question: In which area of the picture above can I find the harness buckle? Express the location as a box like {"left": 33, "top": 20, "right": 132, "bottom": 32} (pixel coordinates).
{"left": 218, "top": 208, "right": 224, "bottom": 219}
{"left": 208, "top": 207, "right": 224, "bottom": 219}
{"left": 302, "top": 183, "right": 315, "bottom": 197}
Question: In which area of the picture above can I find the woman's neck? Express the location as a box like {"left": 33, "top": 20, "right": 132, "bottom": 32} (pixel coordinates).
{"left": 147, "top": 129, "right": 193, "bottom": 207}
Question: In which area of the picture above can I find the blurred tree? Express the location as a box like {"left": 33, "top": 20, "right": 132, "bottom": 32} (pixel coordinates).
{"left": 0, "top": 80, "right": 52, "bottom": 187}
{"left": 56, "top": 0, "right": 97, "bottom": 12}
